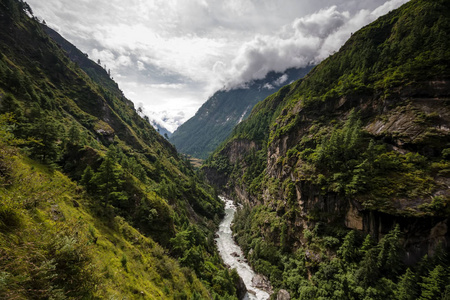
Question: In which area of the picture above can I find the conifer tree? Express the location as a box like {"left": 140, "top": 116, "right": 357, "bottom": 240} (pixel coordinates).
{"left": 395, "top": 268, "right": 418, "bottom": 300}
{"left": 31, "top": 115, "right": 60, "bottom": 163}
{"left": 337, "top": 230, "right": 358, "bottom": 263}
{"left": 377, "top": 224, "right": 402, "bottom": 276}
{"left": 93, "top": 146, "right": 126, "bottom": 207}
{"left": 419, "top": 265, "right": 447, "bottom": 300}
{"left": 80, "top": 165, "right": 95, "bottom": 193}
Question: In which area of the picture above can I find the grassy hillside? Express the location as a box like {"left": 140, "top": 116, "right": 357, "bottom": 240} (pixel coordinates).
{"left": 0, "top": 0, "right": 240, "bottom": 298}
{"left": 205, "top": 0, "right": 450, "bottom": 298}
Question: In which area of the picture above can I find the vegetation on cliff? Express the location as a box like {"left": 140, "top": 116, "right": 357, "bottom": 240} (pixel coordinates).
{"left": 205, "top": 0, "right": 450, "bottom": 298}
{"left": 0, "top": 0, "right": 240, "bottom": 298}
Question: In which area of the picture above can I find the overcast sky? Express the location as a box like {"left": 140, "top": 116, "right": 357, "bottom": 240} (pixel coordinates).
{"left": 27, "top": 0, "right": 409, "bottom": 132}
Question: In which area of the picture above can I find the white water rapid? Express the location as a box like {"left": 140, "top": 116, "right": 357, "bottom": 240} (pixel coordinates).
{"left": 215, "top": 196, "right": 270, "bottom": 300}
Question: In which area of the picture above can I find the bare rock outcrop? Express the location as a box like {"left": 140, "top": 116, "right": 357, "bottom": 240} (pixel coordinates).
{"left": 251, "top": 274, "right": 272, "bottom": 294}
{"left": 277, "top": 289, "right": 291, "bottom": 300}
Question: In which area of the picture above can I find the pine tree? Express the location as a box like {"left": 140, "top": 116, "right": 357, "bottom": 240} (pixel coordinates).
{"left": 356, "top": 247, "right": 380, "bottom": 288}
{"left": 30, "top": 115, "right": 60, "bottom": 163}
{"left": 337, "top": 230, "right": 358, "bottom": 263}
{"left": 377, "top": 224, "right": 402, "bottom": 276}
{"left": 67, "top": 125, "right": 81, "bottom": 145}
{"left": 419, "top": 265, "right": 447, "bottom": 300}
{"left": 80, "top": 165, "right": 95, "bottom": 193}
{"left": 395, "top": 268, "right": 418, "bottom": 300}
{"left": 93, "top": 147, "right": 126, "bottom": 207}
{"left": 359, "top": 234, "right": 374, "bottom": 256}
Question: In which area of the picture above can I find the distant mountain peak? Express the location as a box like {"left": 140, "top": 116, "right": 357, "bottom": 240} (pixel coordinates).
{"left": 170, "top": 66, "right": 313, "bottom": 159}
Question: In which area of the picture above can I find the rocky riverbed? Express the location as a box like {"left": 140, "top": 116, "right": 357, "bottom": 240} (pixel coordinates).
{"left": 215, "top": 197, "right": 271, "bottom": 300}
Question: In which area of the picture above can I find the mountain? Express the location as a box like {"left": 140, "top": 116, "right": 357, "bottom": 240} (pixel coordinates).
{"left": 43, "top": 25, "right": 175, "bottom": 140}
{"left": 0, "top": 0, "right": 241, "bottom": 298}
{"left": 205, "top": 0, "right": 450, "bottom": 298}
{"left": 170, "top": 67, "right": 313, "bottom": 159}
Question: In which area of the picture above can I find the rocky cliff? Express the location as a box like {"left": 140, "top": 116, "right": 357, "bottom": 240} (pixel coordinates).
{"left": 205, "top": 0, "right": 450, "bottom": 297}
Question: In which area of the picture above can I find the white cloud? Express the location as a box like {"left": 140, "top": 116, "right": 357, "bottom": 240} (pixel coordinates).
{"left": 274, "top": 74, "right": 289, "bottom": 86}
{"left": 137, "top": 61, "right": 146, "bottom": 71}
{"left": 27, "top": 0, "right": 410, "bottom": 130}
{"left": 263, "top": 83, "right": 275, "bottom": 90}
{"left": 221, "top": 0, "right": 409, "bottom": 88}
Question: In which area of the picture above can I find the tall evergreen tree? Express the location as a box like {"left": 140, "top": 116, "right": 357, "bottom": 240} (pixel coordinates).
{"left": 395, "top": 268, "right": 419, "bottom": 300}
{"left": 337, "top": 230, "right": 359, "bottom": 263}
{"left": 30, "top": 115, "right": 60, "bottom": 163}
{"left": 419, "top": 265, "right": 447, "bottom": 300}
{"left": 93, "top": 146, "right": 126, "bottom": 207}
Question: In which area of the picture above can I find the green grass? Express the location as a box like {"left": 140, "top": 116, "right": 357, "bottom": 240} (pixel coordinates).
{"left": 0, "top": 141, "right": 210, "bottom": 299}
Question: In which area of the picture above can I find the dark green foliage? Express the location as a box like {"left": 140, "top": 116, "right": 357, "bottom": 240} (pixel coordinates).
{"left": 233, "top": 207, "right": 450, "bottom": 299}
{"left": 80, "top": 165, "right": 95, "bottom": 192}
{"left": 93, "top": 149, "right": 127, "bottom": 208}
{"left": 29, "top": 115, "right": 61, "bottom": 163}
{"left": 337, "top": 230, "right": 359, "bottom": 263}
{"left": 0, "top": 1, "right": 234, "bottom": 298}
{"left": 419, "top": 265, "right": 448, "bottom": 300}
{"left": 0, "top": 93, "right": 21, "bottom": 116}
{"left": 169, "top": 225, "right": 239, "bottom": 298}
{"left": 395, "top": 268, "right": 419, "bottom": 300}
{"left": 376, "top": 225, "right": 402, "bottom": 276}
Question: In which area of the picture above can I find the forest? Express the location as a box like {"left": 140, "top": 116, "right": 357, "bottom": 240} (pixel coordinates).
{"left": 0, "top": 0, "right": 242, "bottom": 298}
{"left": 205, "top": 0, "right": 450, "bottom": 299}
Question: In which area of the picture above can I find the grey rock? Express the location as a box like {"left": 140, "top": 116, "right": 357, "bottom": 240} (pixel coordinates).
{"left": 251, "top": 274, "right": 272, "bottom": 294}
{"left": 277, "top": 289, "right": 291, "bottom": 300}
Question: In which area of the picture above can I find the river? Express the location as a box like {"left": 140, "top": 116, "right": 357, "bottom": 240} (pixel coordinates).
{"left": 215, "top": 196, "right": 270, "bottom": 300}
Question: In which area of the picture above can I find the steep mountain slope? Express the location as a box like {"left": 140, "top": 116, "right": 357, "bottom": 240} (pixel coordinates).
{"left": 205, "top": 0, "right": 450, "bottom": 298}
{"left": 43, "top": 25, "right": 175, "bottom": 139}
{"left": 0, "top": 0, "right": 240, "bottom": 298}
{"left": 170, "top": 67, "right": 313, "bottom": 159}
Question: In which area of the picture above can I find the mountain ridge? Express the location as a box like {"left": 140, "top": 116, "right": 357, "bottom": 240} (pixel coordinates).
{"left": 170, "top": 66, "right": 313, "bottom": 159}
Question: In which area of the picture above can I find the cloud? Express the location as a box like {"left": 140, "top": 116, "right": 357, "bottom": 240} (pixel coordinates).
{"left": 26, "top": 0, "right": 410, "bottom": 131}
{"left": 136, "top": 103, "right": 186, "bottom": 133}
{"left": 222, "top": 0, "right": 409, "bottom": 88}
{"left": 274, "top": 74, "right": 289, "bottom": 86}
{"left": 294, "top": 6, "right": 349, "bottom": 38}
{"left": 263, "top": 83, "right": 275, "bottom": 90}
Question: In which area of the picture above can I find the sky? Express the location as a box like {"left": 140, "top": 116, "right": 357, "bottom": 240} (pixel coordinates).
{"left": 27, "top": 0, "right": 409, "bottom": 132}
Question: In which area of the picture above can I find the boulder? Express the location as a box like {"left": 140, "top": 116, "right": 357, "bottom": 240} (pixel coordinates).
{"left": 251, "top": 274, "right": 272, "bottom": 294}
{"left": 277, "top": 289, "right": 291, "bottom": 300}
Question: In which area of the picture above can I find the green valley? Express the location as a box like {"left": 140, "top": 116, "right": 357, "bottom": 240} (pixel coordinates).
{"left": 1, "top": 0, "right": 450, "bottom": 299}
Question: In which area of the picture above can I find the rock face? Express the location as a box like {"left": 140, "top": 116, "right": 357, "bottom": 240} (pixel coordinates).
{"left": 277, "top": 289, "right": 291, "bottom": 300}
{"left": 207, "top": 77, "right": 450, "bottom": 262}
{"left": 251, "top": 274, "right": 272, "bottom": 294}
{"left": 236, "top": 275, "right": 248, "bottom": 300}
{"left": 205, "top": 0, "right": 450, "bottom": 266}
